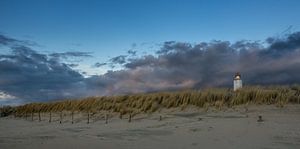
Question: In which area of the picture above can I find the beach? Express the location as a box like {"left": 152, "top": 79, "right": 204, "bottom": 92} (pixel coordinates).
{"left": 1, "top": 105, "right": 300, "bottom": 149}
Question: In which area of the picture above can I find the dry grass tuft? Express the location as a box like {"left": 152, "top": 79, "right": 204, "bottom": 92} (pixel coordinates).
{"left": 2, "top": 85, "right": 300, "bottom": 117}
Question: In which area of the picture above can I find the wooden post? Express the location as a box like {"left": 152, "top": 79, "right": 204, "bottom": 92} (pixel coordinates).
{"left": 87, "top": 111, "right": 90, "bottom": 124}
{"left": 49, "top": 112, "right": 52, "bottom": 123}
{"left": 38, "top": 111, "right": 41, "bottom": 122}
{"left": 60, "top": 111, "right": 62, "bottom": 124}
{"left": 31, "top": 112, "right": 34, "bottom": 121}
{"left": 25, "top": 112, "right": 28, "bottom": 120}
{"left": 105, "top": 114, "right": 108, "bottom": 124}
{"left": 159, "top": 115, "right": 162, "bottom": 121}
{"left": 71, "top": 111, "right": 74, "bottom": 124}
{"left": 128, "top": 114, "right": 132, "bottom": 123}
{"left": 257, "top": 115, "right": 263, "bottom": 122}
{"left": 119, "top": 113, "right": 123, "bottom": 119}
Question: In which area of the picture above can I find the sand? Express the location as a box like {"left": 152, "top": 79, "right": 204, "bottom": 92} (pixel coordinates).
{"left": 1, "top": 105, "right": 300, "bottom": 149}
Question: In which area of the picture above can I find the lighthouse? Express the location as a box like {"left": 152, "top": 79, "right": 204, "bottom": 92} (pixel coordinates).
{"left": 233, "top": 72, "right": 242, "bottom": 91}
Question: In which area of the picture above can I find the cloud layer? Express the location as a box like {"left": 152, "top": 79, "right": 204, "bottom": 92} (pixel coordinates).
{"left": 89, "top": 32, "right": 300, "bottom": 95}
{"left": 1, "top": 32, "right": 300, "bottom": 105}
{"left": 0, "top": 36, "right": 90, "bottom": 104}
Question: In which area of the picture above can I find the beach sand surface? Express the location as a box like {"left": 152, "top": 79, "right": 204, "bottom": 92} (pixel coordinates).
{"left": 1, "top": 105, "right": 300, "bottom": 149}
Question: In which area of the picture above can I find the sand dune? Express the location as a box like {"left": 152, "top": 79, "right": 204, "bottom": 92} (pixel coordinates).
{"left": 1, "top": 105, "right": 300, "bottom": 149}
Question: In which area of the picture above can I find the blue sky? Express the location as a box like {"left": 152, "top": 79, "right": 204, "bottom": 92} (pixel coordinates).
{"left": 1, "top": 0, "right": 300, "bottom": 75}
{"left": 1, "top": 0, "right": 300, "bottom": 104}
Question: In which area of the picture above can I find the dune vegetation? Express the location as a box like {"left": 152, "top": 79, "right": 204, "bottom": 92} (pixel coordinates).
{"left": 1, "top": 85, "right": 300, "bottom": 118}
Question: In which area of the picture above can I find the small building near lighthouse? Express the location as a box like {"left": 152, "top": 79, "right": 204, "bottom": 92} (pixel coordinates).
{"left": 233, "top": 72, "right": 242, "bottom": 91}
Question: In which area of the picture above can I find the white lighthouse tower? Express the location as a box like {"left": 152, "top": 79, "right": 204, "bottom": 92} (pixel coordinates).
{"left": 233, "top": 72, "right": 242, "bottom": 91}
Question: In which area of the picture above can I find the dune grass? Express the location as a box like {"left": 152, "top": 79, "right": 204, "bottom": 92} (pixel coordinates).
{"left": 2, "top": 85, "right": 300, "bottom": 117}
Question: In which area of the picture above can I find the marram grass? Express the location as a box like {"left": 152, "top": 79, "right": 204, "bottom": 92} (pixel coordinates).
{"left": 3, "top": 85, "right": 300, "bottom": 117}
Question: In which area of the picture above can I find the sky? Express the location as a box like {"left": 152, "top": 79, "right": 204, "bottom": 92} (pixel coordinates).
{"left": 1, "top": 0, "right": 300, "bottom": 105}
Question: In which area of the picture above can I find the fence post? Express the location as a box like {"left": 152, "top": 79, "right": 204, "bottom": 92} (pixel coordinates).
{"left": 87, "top": 111, "right": 90, "bottom": 124}
{"left": 119, "top": 113, "right": 123, "bottom": 119}
{"left": 128, "top": 114, "right": 132, "bottom": 123}
{"left": 257, "top": 115, "right": 263, "bottom": 122}
{"left": 49, "top": 112, "right": 52, "bottom": 123}
{"left": 60, "top": 111, "right": 62, "bottom": 124}
{"left": 105, "top": 114, "right": 108, "bottom": 124}
{"left": 38, "top": 110, "right": 41, "bottom": 122}
{"left": 31, "top": 112, "right": 34, "bottom": 121}
{"left": 71, "top": 111, "right": 74, "bottom": 124}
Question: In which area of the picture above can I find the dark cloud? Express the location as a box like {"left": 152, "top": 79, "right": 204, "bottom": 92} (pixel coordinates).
{"left": 260, "top": 32, "right": 300, "bottom": 57}
{"left": 0, "top": 35, "right": 88, "bottom": 104}
{"left": 49, "top": 51, "right": 93, "bottom": 59}
{"left": 67, "top": 63, "right": 79, "bottom": 67}
{"left": 125, "top": 55, "right": 157, "bottom": 69}
{"left": 0, "top": 34, "right": 38, "bottom": 47}
{"left": 93, "top": 62, "right": 107, "bottom": 68}
{"left": 109, "top": 55, "right": 127, "bottom": 64}
{"left": 0, "top": 34, "right": 19, "bottom": 46}
{"left": 156, "top": 41, "right": 193, "bottom": 54}
{"left": 0, "top": 47, "right": 85, "bottom": 101}
{"left": 127, "top": 50, "right": 137, "bottom": 56}
{"left": 87, "top": 32, "right": 300, "bottom": 95}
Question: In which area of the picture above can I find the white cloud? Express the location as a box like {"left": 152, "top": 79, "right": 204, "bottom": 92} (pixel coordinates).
{"left": 0, "top": 91, "right": 16, "bottom": 101}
